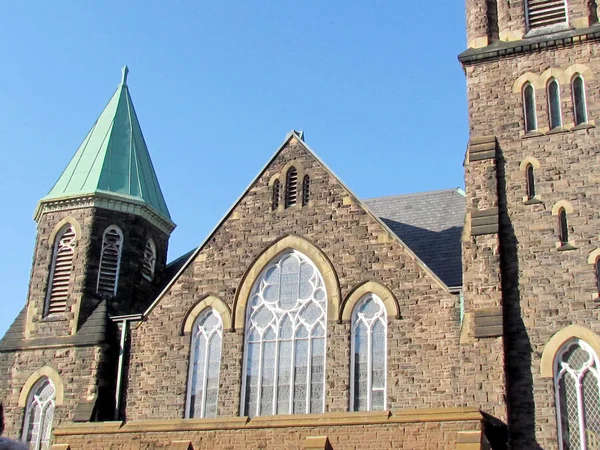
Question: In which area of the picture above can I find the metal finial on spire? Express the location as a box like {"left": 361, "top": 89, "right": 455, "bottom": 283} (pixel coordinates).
{"left": 121, "top": 66, "right": 129, "bottom": 85}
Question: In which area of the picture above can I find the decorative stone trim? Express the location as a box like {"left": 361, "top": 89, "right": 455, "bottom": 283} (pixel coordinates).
{"left": 50, "top": 445, "right": 71, "bottom": 450}
{"left": 551, "top": 200, "right": 574, "bottom": 216}
{"left": 48, "top": 217, "right": 82, "bottom": 247}
{"left": 18, "top": 366, "right": 64, "bottom": 406}
{"left": 540, "top": 325, "right": 600, "bottom": 378}
{"left": 181, "top": 295, "right": 232, "bottom": 334}
{"left": 457, "top": 430, "right": 483, "bottom": 450}
{"left": 565, "top": 63, "right": 595, "bottom": 81}
{"left": 470, "top": 208, "right": 499, "bottom": 236}
{"left": 473, "top": 307, "right": 503, "bottom": 338}
{"left": 170, "top": 441, "right": 193, "bottom": 450}
{"left": 340, "top": 280, "right": 400, "bottom": 321}
{"left": 467, "top": 136, "right": 497, "bottom": 162}
{"left": 305, "top": 436, "right": 331, "bottom": 450}
{"left": 233, "top": 234, "right": 341, "bottom": 329}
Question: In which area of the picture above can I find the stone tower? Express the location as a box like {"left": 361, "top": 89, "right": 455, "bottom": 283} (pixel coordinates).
{"left": 0, "top": 67, "right": 174, "bottom": 434}
{"left": 460, "top": 1, "right": 600, "bottom": 448}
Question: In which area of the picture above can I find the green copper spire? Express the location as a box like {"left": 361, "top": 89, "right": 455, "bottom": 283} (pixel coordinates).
{"left": 39, "top": 67, "right": 173, "bottom": 228}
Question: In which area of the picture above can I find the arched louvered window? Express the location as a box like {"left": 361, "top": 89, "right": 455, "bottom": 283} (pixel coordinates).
{"left": 559, "top": 208, "right": 569, "bottom": 245}
{"left": 555, "top": 339, "right": 600, "bottom": 450}
{"left": 526, "top": 0, "right": 568, "bottom": 31}
{"left": 22, "top": 377, "right": 55, "bottom": 450}
{"left": 350, "top": 294, "right": 387, "bottom": 411}
{"left": 97, "top": 226, "right": 123, "bottom": 296}
{"left": 548, "top": 78, "right": 563, "bottom": 129}
{"left": 241, "top": 250, "right": 327, "bottom": 417}
{"left": 45, "top": 225, "right": 76, "bottom": 316}
{"left": 523, "top": 83, "right": 538, "bottom": 133}
{"left": 572, "top": 74, "right": 588, "bottom": 126}
{"left": 186, "top": 308, "right": 223, "bottom": 418}
{"left": 272, "top": 179, "right": 281, "bottom": 211}
{"left": 526, "top": 164, "right": 536, "bottom": 200}
{"left": 285, "top": 167, "right": 298, "bottom": 208}
{"left": 302, "top": 175, "right": 310, "bottom": 206}
{"left": 142, "top": 239, "right": 156, "bottom": 282}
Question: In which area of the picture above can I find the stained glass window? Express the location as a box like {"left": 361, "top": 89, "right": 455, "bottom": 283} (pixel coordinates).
{"left": 22, "top": 378, "right": 55, "bottom": 450}
{"left": 555, "top": 339, "right": 600, "bottom": 449}
{"left": 351, "top": 294, "right": 387, "bottom": 411}
{"left": 242, "top": 250, "right": 327, "bottom": 417}
{"left": 186, "top": 308, "right": 223, "bottom": 418}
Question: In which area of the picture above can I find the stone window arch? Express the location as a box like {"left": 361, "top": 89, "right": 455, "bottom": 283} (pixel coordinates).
{"left": 523, "top": 82, "right": 538, "bottom": 133}
{"left": 547, "top": 78, "right": 563, "bottom": 129}
{"left": 571, "top": 74, "right": 589, "bottom": 126}
{"left": 45, "top": 223, "right": 76, "bottom": 316}
{"left": 552, "top": 201, "right": 575, "bottom": 249}
{"left": 519, "top": 156, "right": 542, "bottom": 203}
{"left": 97, "top": 225, "right": 124, "bottom": 296}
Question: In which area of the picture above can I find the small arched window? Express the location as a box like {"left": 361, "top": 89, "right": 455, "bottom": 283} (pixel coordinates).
{"left": 285, "top": 167, "right": 298, "bottom": 208}
{"left": 97, "top": 226, "right": 123, "bottom": 296}
{"left": 554, "top": 339, "right": 600, "bottom": 449}
{"left": 523, "top": 83, "right": 537, "bottom": 133}
{"left": 272, "top": 179, "right": 281, "bottom": 211}
{"left": 22, "top": 377, "right": 55, "bottom": 450}
{"left": 186, "top": 308, "right": 223, "bottom": 418}
{"left": 142, "top": 239, "right": 156, "bottom": 282}
{"left": 526, "top": 164, "right": 536, "bottom": 200}
{"left": 45, "top": 224, "right": 76, "bottom": 316}
{"left": 302, "top": 175, "right": 310, "bottom": 206}
{"left": 559, "top": 208, "right": 569, "bottom": 245}
{"left": 572, "top": 74, "right": 588, "bottom": 126}
{"left": 548, "top": 78, "right": 562, "bottom": 129}
{"left": 350, "top": 294, "right": 387, "bottom": 411}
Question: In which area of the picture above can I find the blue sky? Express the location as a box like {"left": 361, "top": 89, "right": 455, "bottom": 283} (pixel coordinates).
{"left": 0, "top": 1, "right": 467, "bottom": 336}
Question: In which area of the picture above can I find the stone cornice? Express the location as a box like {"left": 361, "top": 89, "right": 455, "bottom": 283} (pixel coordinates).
{"left": 34, "top": 192, "right": 176, "bottom": 235}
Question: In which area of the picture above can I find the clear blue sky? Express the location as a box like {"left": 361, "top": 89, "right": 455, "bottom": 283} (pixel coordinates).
{"left": 0, "top": 1, "right": 468, "bottom": 336}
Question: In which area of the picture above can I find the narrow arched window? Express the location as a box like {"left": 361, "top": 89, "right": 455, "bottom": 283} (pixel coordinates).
{"left": 559, "top": 208, "right": 569, "bottom": 245}
{"left": 285, "top": 167, "right": 298, "bottom": 208}
{"left": 595, "top": 258, "right": 600, "bottom": 297}
{"left": 22, "top": 377, "right": 55, "bottom": 450}
{"left": 241, "top": 250, "right": 327, "bottom": 417}
{"left": 302, "top": 175, "right": 310, "bottom": 206}
{"left": 272, "top": 179, "right": 281, "bottom": 211}
{"left": 45, "top": 225, "right": 76, "bottom": 316}
{"left": 572, "top": 74, "right": 588, "bottom": 126}
{"left": 186, "top": 308, "right": 223, "bottom": 418}
{"left": 142, "top": 239, "right": 156, "bottom": 281}
{"left": 97, "top": 226, "right": 123, "bottom": 296}
{"left": 351, "top": 294, "right": 387, "bottom": 411}
{"left": 548, "top": 78, "right": 562, "bottom": 129}
{"left": 555, "top": 339, "right": 600, "bottom": 449}
{"left": 526, "top": 164, "right": 536, "bottom": 200}
{"left": 523, "top": 83, "right": 537, "bottom": 133}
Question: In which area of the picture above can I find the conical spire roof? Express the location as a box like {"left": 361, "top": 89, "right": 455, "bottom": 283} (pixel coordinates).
{"left": 40, "top": 67, "right": 172, "bottom": 225}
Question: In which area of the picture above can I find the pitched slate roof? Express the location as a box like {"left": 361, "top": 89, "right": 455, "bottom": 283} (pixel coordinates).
{"left": 363, "top": 188, "right": 466, "bottom": 288}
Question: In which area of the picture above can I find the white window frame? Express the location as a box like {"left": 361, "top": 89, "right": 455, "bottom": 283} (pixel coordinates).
{"left": 571, "top": 74, "right": 588, "bottom": 126}
{"left": 96, "top": 225, "right": 124, "bottom": 296}
{"left": 22, "top": 377, "right": 56, "bottom": 450}
{"left": 239, "top": 249, "right": 327, "bottom": 417}
{"left": 349, "top": 293, "right": 388, "bottom": 412}
{"left": 547, "top": 78, "right": 563, "bottom": 129}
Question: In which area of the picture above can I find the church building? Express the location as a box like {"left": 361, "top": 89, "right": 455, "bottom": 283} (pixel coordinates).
{"left": 2, "top": 0, "right": 600, "bottom": 448}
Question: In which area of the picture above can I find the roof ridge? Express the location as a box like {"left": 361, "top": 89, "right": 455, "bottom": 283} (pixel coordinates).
{"left": 362, "top": 187, "right": 464, "bottom": 202}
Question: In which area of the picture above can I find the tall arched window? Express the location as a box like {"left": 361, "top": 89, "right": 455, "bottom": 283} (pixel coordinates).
{"left": 548, "top": 78, "right": 562, "bottom": 129}
{"left": 572, "top": 74, "right": 588, "bottom": 126}
{"left": 302, "top": 175, "right": 310, "bottom": 206}
{"left": 142, "top": 239, "right": 156, "bottom": 282}
{"left": 559, "top": 208, "right": 569, "bottom": 246}
{"left": 523, "top": 83, "right": 537, "bottom": 133}
{"left": 285, "top": 167, "right": 298, "bottom": 208}
{"left": 595, "top": 258, "right": 600, "bottom": 297}
{"left": 45, "top": 225, "right": 76, "bottom": 316}
{"left": 241, "top": 250, "right": 327, "bottom": 417}
{"left": 186, "top": 308, "right": 223, "bottom": 418}
{"left": 22, "top": 377, "right": 55, "bottom": 450}
{"left": 97, "top": 225, "right": 123, "bottom": 296}
{"left": 350, "top": 294, "right": 387, "bottom": 411}
{"left": 272, "top": 179, "right": 281, "bottom": 211}
{"left": 526, "top": 164, "right": 536, "bottom": 200}
{"left": 555, "top": 339, "right": 600, "bottom": 449}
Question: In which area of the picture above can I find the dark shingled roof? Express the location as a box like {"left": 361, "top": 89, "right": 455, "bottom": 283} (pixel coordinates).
{"left": 363, "top": 188, "right": 466, "bottom": 288}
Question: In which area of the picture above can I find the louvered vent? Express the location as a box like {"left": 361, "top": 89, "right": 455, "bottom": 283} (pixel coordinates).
{"left": 285, "top": 167, "right": 298, "bottom": 208}
{"left": 302, "top": 175, "right": 310, "bottom": 206}
{"left": 142, "top": 239, "right": 156, "bottom": 281}
{"left": 97, "top": 227, "right": 123, "bottom": 296}
{"left": 45, "top": 226, "right": 76, "bottom": 315}
{"left": 527, "top": 0, "right": 567, "bottom": 30}
{"left": 272, "top": 179, "right": 281, "bottom": 211}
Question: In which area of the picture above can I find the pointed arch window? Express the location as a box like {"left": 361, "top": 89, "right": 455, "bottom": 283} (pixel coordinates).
{"left": 97, "top": 226, "right": 123, "bottom": 296}
{"left": 548, "top": 78, "right": 563, "bottom": 129}
{"left": 302, "top": 175, "right": 311, "bottom": 206}
{"left": 350, "top": 294, "right": 387, "bottom": 411}
{"left": 595, "top": 258, "right": 600, "bottom": 297}
{"left": 186, "top": 308, "right": 223, "bottom": 418}
{"left": 526, "top": 164, "right": 536, "bottom": 200}
{"left": 45, "top": 225, "right": 76, "bottom": 316}
{"left": 241, "top": 250, "right": 327, "bottom": 417}
{"left": 285, "top": 167, "right": 298, "bottom": 208}
{"left": 272, "top": 179, "right": 281, "bottom": 211}
{"left": 526, "top": 0, "right": 568, "bottom": 31}
{"left": 142, "top": 239, "right": 156, "bottom": 282}
{"left": 555, "top": 339, "right": 600, "bottom": 450}
{"left": 22, "top": 377, "right": 55, "bottom": 450}
{"left": 572, "top": 74, "right": 588, "bottom": 126}
{"left": 523, "top": 83, "right": 538, "bottom": 133}
{"left": 559, "top": 208, "right": 569, "bottom": 246}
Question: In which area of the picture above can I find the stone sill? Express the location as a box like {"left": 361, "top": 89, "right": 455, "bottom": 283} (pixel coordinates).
{"left": 557, "top": 243, "right": 577, "bottom": 251}
{"left": 523, "top": 196, "right": 543, "bottom": 205}
{"left": 54, "top": 407, "right": 482, "bottom": 436}
{"left": 521, "top": 121, "right": 595, "bottom": 139}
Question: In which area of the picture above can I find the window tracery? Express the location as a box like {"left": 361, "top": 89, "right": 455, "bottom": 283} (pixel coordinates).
{"left": 22, "top": 378, "right": 55, "bottom": 450}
